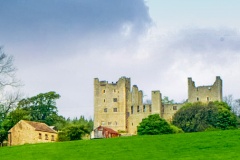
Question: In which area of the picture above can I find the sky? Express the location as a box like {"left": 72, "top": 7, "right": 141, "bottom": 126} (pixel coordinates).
{"left": 0, "top": 0, "right": 240, "bottom": 119}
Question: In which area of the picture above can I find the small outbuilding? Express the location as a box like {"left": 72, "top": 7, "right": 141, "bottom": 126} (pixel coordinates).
{"left": 93, "top": 126, "right": 120, "bottom": 139}
{"left": 8, "top": 120, "right": 58, "bottom": 146}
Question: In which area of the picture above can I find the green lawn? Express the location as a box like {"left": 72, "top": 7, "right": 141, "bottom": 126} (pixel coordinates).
{"left": 1, "top": 130, "right": 240, "bottom": 160}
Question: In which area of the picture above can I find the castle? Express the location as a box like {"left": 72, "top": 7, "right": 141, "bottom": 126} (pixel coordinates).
{"left": 94, "top": 76, "right": 222, "bottom": 135}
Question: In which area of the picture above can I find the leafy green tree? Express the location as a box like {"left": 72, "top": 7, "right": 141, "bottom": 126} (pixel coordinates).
{"left": 18, "top": 91, "right": 60, "bottom": 126}
{"left": 172, "top": 101, "right": 237, "bottom": 132}
{"left": 58, "top": 125, "right": 89, "bottom": 141}
{"left": 137, "top": 114, "right": 174, "bottom": 135}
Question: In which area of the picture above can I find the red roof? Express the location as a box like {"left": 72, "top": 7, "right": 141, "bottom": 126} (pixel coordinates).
{"left": 96, "top": 126, "right": 119, "bottom": 135}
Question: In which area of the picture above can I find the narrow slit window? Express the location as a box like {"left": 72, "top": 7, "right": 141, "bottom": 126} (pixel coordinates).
{"left": 137, "top": 106, "right": 140, "bottom": 112}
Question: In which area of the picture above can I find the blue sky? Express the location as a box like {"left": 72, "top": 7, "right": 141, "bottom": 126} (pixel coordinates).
{"left": 0, "top": 0, "right": 240, "bottom": 118}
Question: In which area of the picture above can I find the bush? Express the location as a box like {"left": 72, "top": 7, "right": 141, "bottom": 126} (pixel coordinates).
{"left": 172, "top": 101, "right": 237, "bottom": 132}
{"left": 58, "top": 125, "right": 89, "bottom": 141}
{"left": 137, "top": 114, "right": 174, "bottom": 135}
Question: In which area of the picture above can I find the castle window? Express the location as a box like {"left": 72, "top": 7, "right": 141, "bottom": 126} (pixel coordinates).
{"left": 39, "top": 133, "right": 42, "bottom": 139}
{"left": 137, "top": 106, "right": 140, "bottom": 112}
{"left": 207, "top": 97, "right": 210, "bottom": 101}
{"left": 51, "top": 135, "right": 54, "bottom": 141}
{"left": 104, "top": 99, "right": 106, "bottom": 102}
{"left": 113, "top": 108, "right": 118, "bottom": 112}
{"left": 113, "top": 89, "right": 116, "bottom": 93}
{"left": 102, "top": 90, "right": 105, "bottom": 93}
{"left": 149, "top": 105, "right": 152, "bottom": 112}
{"left": 113, "top": 98, "right": 117, "bottom": 102}
{"left": 143, "top": 105, "right": 146, "bottom": 112}
{"left": 45, "top": 134, "right": 48, "bottom": 140}
{"left": 101, "top": 121, "right": 105, "bottom": 125}
{"left": 108, "top": 122, "right": 112, "bottom": 125}
{"left": 115, "top": 121, "right": 117, "bottom": 125}
{"left": 131, "top": 106, "right": 133, "bottom": 114}
{"left": 197, "top": 97, "right": 199, "bottom": 101}
{"left": 173, "top": 106, "right": 177, "bottom": 110}
{"left": 127, "top": 112, "right": 130, "bottom": 117}
{"left": 104, "top": 108, "right": 107, "bottom": 112}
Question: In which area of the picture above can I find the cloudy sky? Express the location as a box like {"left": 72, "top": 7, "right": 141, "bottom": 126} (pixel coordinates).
{"left": 1, "top": 0, "right": 240, "bottom": 118}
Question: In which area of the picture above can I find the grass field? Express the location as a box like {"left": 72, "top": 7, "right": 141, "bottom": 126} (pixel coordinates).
{"left": 1, "top": 130, "right": 240, "bottom": 160}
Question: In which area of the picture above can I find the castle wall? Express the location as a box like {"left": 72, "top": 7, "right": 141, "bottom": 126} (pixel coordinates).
{"left": 162, "top": 103, "right": 184, "bottom": 121}
{"left": 188, "top": 76, "right": 222, "bottom": 103}
{"left": 127, "top": 104, "right": 152, "bottom": 134}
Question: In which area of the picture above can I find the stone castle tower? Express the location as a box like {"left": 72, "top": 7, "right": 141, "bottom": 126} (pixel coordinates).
{"left": 188, "top": 76, "right": 222, "bottom": 103}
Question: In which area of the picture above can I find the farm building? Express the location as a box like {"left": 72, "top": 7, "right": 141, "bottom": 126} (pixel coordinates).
{"left": 8, "top": 120, "right": 58, "bottom": 146}
{"left": 93, "top": 126, "right": 120, "bottom": 138}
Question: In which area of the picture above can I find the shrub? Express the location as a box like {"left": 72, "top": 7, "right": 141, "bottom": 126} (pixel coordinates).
{"left": 137, "top": 114, "right": 174, "bottom": 135}
{"left": 172, "top": 101, "right": 237, "bottom": 132}
{"left": 58, "top": 125, "right": 89, "bottom": 141}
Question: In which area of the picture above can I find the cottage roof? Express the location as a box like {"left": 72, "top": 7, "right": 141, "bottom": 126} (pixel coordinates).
{"left": 23, "top": 120, "right": 57, "bottom": 133}
{"left": 96, "top": 126, "right": 119, "bottom": 135}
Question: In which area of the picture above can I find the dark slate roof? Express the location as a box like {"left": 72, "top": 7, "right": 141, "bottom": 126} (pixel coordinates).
{"left": 23, "top": 120, "right": 57, "bottom": 133}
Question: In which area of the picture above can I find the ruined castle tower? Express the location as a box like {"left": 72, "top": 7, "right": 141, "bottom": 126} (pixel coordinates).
{"left": 94, "top": 77, "right": 131, "bottom": 132}
{"left": 188, "top": 76, "right": 222, "bottom": 103}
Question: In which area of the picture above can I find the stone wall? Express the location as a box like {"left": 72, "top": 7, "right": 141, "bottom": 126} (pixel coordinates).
{"left": 162, "top": 103, "right": 184, "bottom": 121}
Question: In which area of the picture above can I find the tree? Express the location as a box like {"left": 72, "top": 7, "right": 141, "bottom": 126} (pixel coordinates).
{"left": 18, "top": 91, "right": 60, "bottom": 126}
{"left": 223, "top": 95, "right": 240, "bottom": 116}
{"left": 0, "top": 47, "right": 21, "bottom": 145}
{"left": 137, "top": 114, "right": 174, "bottom": 135}
{"left": 162, "top": 96, "right": 174, "bottom": 104}
{"left": 58, "top": 125, "right": 89, "bottom": 141}
{"left": 172, "top": 101, "right": 237, "bottom": 132}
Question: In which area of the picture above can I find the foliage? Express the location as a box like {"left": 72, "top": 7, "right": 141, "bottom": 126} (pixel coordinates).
{"left": 172, "top": 101, "right": 237, "bottom": 132}
{"left": 170, "top": 125, "right": 184, "bottom": 133}
{"left": 18, "top": 91, "right": 60, "bottom": 126}
{"left": 162, "top": 96, "right": 174, "bottom": 104}
{"left": 2, "top": 130, "right": 240, "bottom": 159}
{"left": 58, "top": 125, "right": 89, "bottom": 141}
{"left": 137, "top": 114, "right": 174, "bottom": 135}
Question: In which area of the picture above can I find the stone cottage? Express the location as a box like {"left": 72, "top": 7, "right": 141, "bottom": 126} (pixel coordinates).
{"left": 8, "top": 120, "right": 58, "bottom": 146}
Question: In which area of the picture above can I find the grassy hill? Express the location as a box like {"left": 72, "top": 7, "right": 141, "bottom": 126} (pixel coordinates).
{"left": 1, "top": 129, "right": 240, "bottom": 160}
